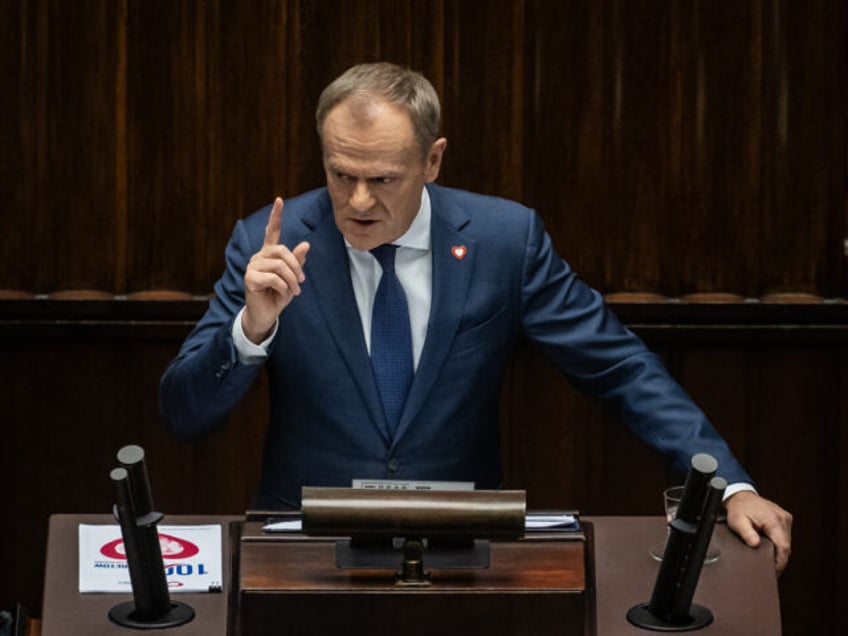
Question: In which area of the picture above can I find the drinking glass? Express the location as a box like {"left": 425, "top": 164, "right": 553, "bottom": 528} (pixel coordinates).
{"left": 649, "top": 485, "right": 720, "bottom": 564}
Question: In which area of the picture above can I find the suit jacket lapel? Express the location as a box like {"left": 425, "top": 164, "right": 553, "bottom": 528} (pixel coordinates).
{"left": 391, "top": 186, "right": 475, "bottom": 447}
{"left": 301, "top": 199, "right": 392, "bottom": 443}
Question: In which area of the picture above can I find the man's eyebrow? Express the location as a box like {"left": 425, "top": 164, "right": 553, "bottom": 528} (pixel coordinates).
{"left": 327, "top": 162, "right": 402, "bottom": 178}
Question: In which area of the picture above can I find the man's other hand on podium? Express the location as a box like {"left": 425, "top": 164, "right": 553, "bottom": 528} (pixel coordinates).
{"left": 725, "top": 491, "right": 793, "bottom": 575}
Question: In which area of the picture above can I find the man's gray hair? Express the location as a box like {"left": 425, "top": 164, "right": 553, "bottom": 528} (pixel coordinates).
{"left": 316, "top": 62, "right": 441, "bottom": 154}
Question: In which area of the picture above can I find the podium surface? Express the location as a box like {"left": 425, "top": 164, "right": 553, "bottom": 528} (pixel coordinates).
{"left": 592, "top": 516, "right": 781, "bottom": 635}
{"left": 40, "top": 514, "right": 239, "bottom": 636}
{"left": 39, "top": 514, "right": 781, "bottom": 635}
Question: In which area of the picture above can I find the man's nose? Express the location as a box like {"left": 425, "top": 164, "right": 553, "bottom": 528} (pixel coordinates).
{"left": 349, "top": 180, "right": 374, "bottom": 212}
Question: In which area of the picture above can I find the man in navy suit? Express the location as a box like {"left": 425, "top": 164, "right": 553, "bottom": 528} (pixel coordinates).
{"left": 160, "top": 62, "right": 792, "bottom": 572}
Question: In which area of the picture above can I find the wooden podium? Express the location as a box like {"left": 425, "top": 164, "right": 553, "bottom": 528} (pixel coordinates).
{"left": 234, "top": 521, "right": 590, "bottom": 635}
{"left": 38, "top": 515, "right": 781, "bottom": 635}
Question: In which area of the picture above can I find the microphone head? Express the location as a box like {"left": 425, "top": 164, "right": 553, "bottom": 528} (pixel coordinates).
{"left": 117, "top": 445, "right": 145, "bottom": 466}
{"left": 691, "top": 453, "right": 718, "bottom": 475}
{"left": 709, "top": 476, "right": 728, "bottom": 491}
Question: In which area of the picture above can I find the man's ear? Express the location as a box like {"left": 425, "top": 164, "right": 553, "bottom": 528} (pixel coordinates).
{"left": 424, "top": 137, "right": 448, "bottom": 182}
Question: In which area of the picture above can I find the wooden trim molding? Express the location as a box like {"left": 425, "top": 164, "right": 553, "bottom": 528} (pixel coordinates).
{"left": 1, "top": 290, "right": 846, "bottom": 342}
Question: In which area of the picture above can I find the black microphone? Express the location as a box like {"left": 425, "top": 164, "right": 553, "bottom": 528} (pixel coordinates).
{"left": 627, "top": 453, "right": 725, "bottom": 632}
{"left": 107, "top": 445, "right": 195, "bottom": 629}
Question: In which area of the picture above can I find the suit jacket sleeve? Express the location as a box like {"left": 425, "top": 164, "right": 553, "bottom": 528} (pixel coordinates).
{"left": 159, "top": 213, "right": 268, "bottom": 440}
{"left": 519, "top": 211, "right": 752, "bottom": 485}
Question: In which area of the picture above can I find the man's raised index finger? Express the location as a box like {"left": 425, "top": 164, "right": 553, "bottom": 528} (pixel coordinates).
{"left": 263, "top": 197, "right": 284, "bottom": 247}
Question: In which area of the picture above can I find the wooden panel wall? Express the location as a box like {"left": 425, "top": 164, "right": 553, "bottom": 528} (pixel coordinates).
{"left": 0, "top": 2, "right": 846, "bottom": 635}
{"left": 1, "top": 0, "right": 844, "bottom": 297}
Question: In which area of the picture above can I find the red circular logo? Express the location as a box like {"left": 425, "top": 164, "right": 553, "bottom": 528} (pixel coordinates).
{"left": 100, "top": 533, "right": 200, "bottom": 560}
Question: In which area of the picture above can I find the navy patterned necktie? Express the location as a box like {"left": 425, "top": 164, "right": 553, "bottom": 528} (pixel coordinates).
{"left": 369, "top": 244, "right": 414, "bottom": 437}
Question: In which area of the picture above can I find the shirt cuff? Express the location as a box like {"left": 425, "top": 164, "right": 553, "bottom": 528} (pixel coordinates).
{"left": 722, "top": 482, "right": 757, "bottom": 502}
{"left": 232, "top": 306, "right": 277, "bottom": 365}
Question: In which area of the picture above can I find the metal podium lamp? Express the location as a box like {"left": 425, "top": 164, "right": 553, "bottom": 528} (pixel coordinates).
{"left": 301, "top": 487, "right": 526, "bottom": 586}
{"left": 627, "top": 453, "right": 726, "bottom": 632}
{"left": 107, "top": 445, "right": 194, "bottom": 629}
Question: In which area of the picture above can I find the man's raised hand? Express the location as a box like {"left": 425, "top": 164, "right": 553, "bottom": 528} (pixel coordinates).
{"left": 242, "top": 198, "right": 310, "bottom": 343}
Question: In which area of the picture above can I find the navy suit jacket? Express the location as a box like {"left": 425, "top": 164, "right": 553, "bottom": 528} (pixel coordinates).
{"left": 160, "top": 183, "right": 751, "bottom": 509}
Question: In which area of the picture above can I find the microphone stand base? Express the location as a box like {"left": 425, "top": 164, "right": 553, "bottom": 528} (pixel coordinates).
{"left": 108, "top": 600, "right": 195, "bottom": 630}
{"left": 626, "top": 602, "right": 713, "bottom": 632}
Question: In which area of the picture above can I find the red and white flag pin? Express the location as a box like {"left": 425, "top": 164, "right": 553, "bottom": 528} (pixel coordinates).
{"left": 451, "top": 245, "right": 468, "bottom": 260}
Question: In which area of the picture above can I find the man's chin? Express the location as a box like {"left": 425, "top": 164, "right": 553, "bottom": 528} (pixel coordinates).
{"left": 341, "top": 223, "right": 387, "bottom": 251}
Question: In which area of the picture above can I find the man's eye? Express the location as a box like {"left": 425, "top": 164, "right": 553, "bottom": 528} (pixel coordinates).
{"left": 335, "top": 172, "right": 353, "bottom": 182}
{"left": 373, "top": 177, "right": 394, "bottom": 185}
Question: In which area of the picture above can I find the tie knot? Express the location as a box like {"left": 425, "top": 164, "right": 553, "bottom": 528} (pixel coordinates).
{"left": 371, "top": 244, "right": 398, "bottom": 273}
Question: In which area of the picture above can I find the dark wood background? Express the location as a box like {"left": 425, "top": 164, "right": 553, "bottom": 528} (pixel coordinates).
{"left": 1, "top": 2, "right": 846, "bottom": 634}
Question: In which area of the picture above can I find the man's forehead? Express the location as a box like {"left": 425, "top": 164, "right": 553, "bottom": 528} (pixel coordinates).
{"left": 323, "top": 150, "right": 407, "bottom": 176}
{"left": 322, "top": 110, "right": 420, "bottom": 170}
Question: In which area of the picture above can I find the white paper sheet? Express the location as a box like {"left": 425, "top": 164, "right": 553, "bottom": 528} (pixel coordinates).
{"left": 78, "top": 524, "right": 222, "bottom": 593}
{"left": 524, "top": 513, "right": 578, "bottom": 529}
